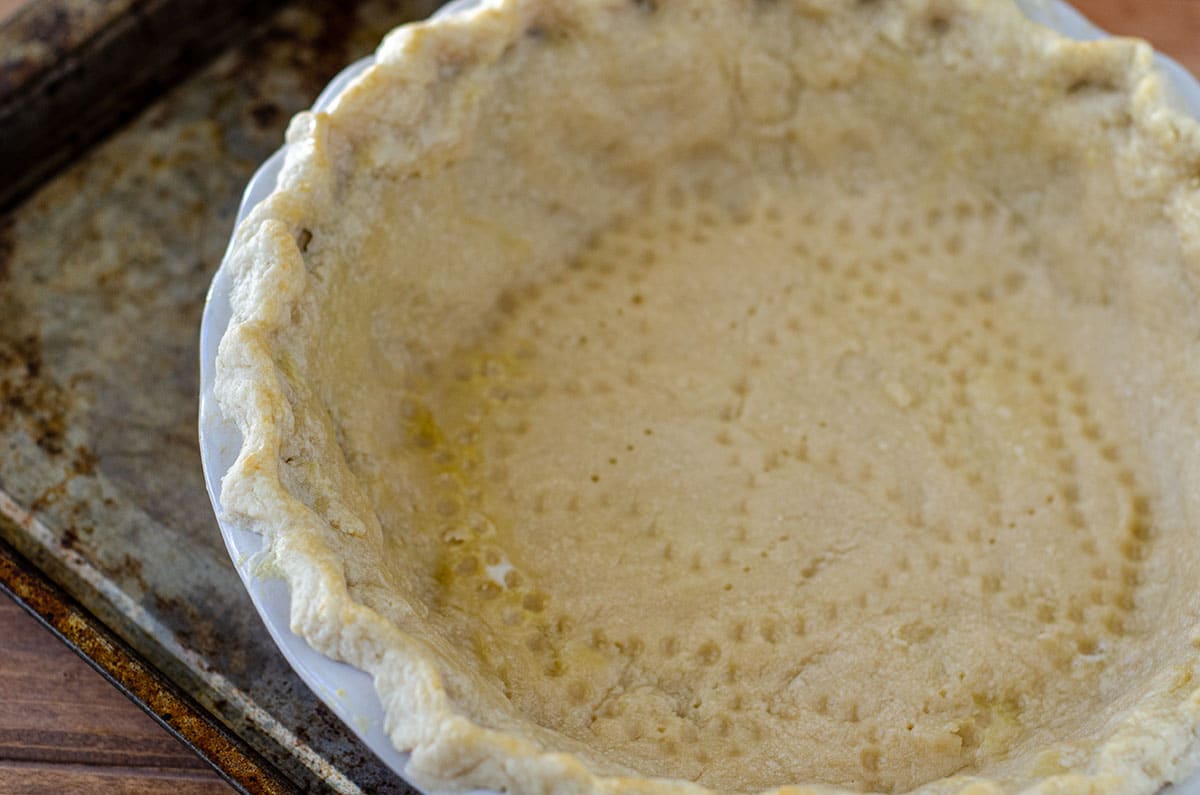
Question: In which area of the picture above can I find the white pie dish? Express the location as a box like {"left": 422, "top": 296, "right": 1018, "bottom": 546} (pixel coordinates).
{"left": 197, "top": 2, "right": 1200, "bottom": 793}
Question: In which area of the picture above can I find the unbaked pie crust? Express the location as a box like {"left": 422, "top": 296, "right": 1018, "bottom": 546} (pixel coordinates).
{"left": 216, "top": 1, "right": 1200, "bottom": 792}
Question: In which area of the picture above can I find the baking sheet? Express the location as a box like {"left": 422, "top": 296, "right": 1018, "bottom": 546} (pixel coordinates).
{"left": 0, "top": 1, "right": 436, "bottom": 790}
{"left": 0, "top": 0, "right": 286, "bottom": 210}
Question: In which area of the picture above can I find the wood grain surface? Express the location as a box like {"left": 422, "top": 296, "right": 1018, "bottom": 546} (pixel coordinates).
{"left": 0, "top": 1, "right": 1195, "bottom": 795}
{"left": 0, "top": 0, "right": 25, "bottom": 25}
{"left": 0, "top": 595, "right": 230, "bottom": 794}
{"left": 1079, "top": 0, "right": 1200, "bottom": 76}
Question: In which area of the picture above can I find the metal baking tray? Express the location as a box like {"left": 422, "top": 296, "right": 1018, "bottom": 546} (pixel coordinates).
{"left": 0, "top": 0, "right": 438, "bottom": 790}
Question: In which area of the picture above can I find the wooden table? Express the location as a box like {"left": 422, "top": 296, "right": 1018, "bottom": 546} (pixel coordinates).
{"left": 0, "top": 0, "right": 24, "bottom": 24}
{"left": 0, "top": 1, "right": 1195, "bottom": 793}
{"left": 0, "top": 596, "right": 230, "bottom": 793}
{"left": 1081, "top": 0, "right": 1200, "bottom": 76}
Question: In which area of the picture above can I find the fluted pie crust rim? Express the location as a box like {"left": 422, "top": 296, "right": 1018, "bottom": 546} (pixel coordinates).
{"left": 215, "top": 1, "right": 1200, "bottom": 793}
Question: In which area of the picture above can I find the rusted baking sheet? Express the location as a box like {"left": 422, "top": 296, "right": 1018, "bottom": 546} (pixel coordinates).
{"left": 0, "top": 1, "right": 435, "bottom": 791}
{"left": 0, "top": 0, "right": 287, "bottom": 211}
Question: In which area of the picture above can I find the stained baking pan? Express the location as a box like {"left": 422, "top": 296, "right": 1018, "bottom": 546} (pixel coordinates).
{"left": 0, "top": 0, "right": 438, "bottom": 791}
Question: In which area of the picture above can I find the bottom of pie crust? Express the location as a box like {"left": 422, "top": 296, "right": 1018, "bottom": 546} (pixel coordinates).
{"left": 377, "top": 176, "right": 1167, "bottom": 792}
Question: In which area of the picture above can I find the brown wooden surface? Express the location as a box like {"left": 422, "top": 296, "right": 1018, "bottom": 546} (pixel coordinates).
{"left": 0, "top": 594, "right": 232, "bottom": 794}
{"left": 0, "top": 0, "right": 24, "bottom": 24}
{"left": 0, "top": 1, "right": 1195, "bottom": 794}
{"left": 1080, "top": 0, "right": 1200, "bottom": 76}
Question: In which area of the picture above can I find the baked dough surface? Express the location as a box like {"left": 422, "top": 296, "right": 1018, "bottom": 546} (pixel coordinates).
{"left": 215, "top": 1, "right": 1200, "bottom": 792}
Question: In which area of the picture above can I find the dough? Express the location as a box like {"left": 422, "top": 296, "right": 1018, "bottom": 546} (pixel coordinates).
{"left": 216, "top": 1, "right": 1200, "bottom": 792}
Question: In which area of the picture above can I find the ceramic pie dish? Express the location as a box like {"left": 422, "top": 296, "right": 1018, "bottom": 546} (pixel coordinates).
{"left": 200, "top": 1, "right": 1200, "bottom": 793}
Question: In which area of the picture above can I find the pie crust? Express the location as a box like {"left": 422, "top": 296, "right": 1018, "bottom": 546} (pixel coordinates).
{"left": 215, "top": 1, "right": 1200, "bottom": 792}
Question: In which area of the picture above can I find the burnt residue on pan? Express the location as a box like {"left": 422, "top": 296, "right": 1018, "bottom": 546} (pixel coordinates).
{"left": 0, "top": 1, "right": 438, "bottom": 792}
